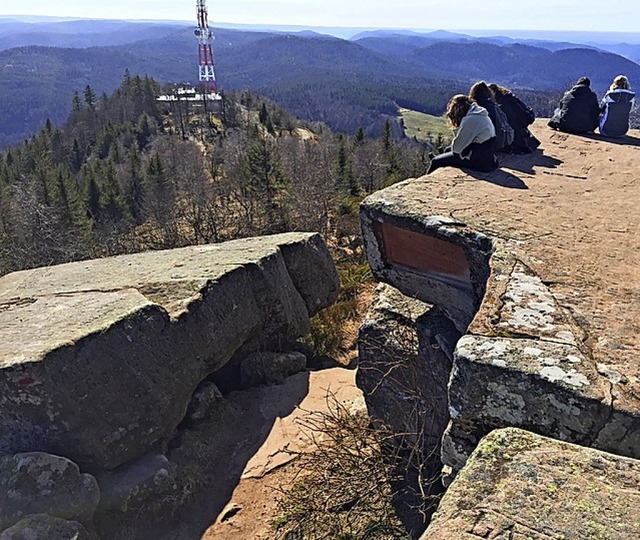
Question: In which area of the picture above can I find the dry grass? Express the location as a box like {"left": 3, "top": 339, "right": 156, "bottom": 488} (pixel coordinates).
{"left": 272, "top": 397, "right": 410, "bottom": 540}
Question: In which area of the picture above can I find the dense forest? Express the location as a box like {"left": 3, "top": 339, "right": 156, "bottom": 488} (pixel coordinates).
{"left": 0, "top": 72, "right": 432, "bottom": 276}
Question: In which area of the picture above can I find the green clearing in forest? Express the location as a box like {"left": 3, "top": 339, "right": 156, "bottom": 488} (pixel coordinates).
{"left": 399, "top": 107, "right": 452, "bottom": 144}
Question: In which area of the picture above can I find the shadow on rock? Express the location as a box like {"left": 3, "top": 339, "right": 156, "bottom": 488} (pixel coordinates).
{"left": 580, "top": 132, "right": 640, "bottom": 147}
{"left": 500, "top": 150, "right": 564, "bottom": 175}
{"left": 464, "top": 168, "right": 529, "bottom": 189}
{"left": 98, "top": 372, "right": 311, "bottom": 540}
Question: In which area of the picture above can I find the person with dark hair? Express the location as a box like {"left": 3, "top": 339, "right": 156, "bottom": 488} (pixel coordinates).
{"left": 427, "top": 94, "right": 498, "bottom": 174}
{"left": 599, "top": 75, "right": 635, "bottom": 137}
{"left": 488, "top": 83, "right": 540, "bottom": 153}
{"left": 469, "top": 81, "right": 513, "bottom": 151}
{"left": 548, "top": 77, "right": 600, "bottom": 134}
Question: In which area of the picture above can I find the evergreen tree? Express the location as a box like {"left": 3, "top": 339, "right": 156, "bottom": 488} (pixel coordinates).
{"left": 84, "top": 85, "right": 97, "bottom": 108}
{"left": 72, "top": 91, "right": 83, "bottom": 112}
{"left": 53, "top": 167, "right": 86, "bottom": 229}
{"left": 336, "top": 136, "right": 358, "bottom": 196}
{"left": 124, "top": 145, "right": 145, "bottom": 222}
{"left": 382, "top": 119, "right": 393, "bottom": 153}
{"left": 243, "top": 128, "right": 287, "bottom": 231}
{"left": 259, "top": 103, "right": 269, "bottom": 125}
{"left": 99, "top": 160, "right": 126, "bottom": 222}
{"left": 83, "top": 166, "right": 101, "bottom": 222}
{"left": 145, "top": 153, "right": 173, "bottom": 226}
{"left": 70, "top": 139, "right": 84, "bottom": 174}
{"left": 95, "top": 123, "right": 115, "bottom": 160}
{"left": 381, "top": 120, "right": 400, "bottom": 183}
{"left": 135, "top": 114, "right": 153, "bottom": 150}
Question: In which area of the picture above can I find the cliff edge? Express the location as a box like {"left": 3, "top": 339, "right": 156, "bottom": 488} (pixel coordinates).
{"left": 359, "top": 121, "right": 640, "bottom": 536}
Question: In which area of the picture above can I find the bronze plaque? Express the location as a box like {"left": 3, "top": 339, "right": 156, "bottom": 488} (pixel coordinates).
{"left": 378, "top": 222, "right": 469, "bottom": 277}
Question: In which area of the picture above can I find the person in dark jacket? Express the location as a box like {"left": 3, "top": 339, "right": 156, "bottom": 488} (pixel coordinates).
{"left": 488, "top": 83, "right": 541, "bottom": 153}
{"left": 469, "top": 81, "right": 511, "bottom": 151}
{"left": 427, "top": 94, "right": 498, "bottom": 174}
{"left": 599, "top": 75, "right": 635, "bottom": 137}
{"left": 548, "top": 77, "right": 600, "bottom": 134}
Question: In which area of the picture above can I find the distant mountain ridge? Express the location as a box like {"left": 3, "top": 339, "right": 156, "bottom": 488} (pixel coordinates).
{"left": 0, "top": 20, "right": 189, "bottom": 50}
{"left": 1, "top": 21, "right": 640, "bottom": 147}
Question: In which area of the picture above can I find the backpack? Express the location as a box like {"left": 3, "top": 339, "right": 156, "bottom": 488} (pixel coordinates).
{"left": 494, "top": 105, "right": 515, "bottom": 150}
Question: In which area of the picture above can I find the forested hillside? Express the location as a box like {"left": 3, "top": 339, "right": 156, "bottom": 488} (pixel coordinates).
{"left": 407, "top": 42, "right": 640, "bottom": 91}
{"left": 5, "top": 24, "right": 631, "bottom": 148}
{"left": 0, "top": 74, "right": 430, "bottom": 276}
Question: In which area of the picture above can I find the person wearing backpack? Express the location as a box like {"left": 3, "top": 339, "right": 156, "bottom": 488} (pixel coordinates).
{"left": 488, "top": 83, "right": 540, "bottom": 153}
{"left": 470, "top": 81, "right": 514, "bottom": 152}
{"left": 548, "top": 77, "right": 600, "bottom": 134}
{"left": 427, "top": 94, "right": 498, "bottom": 174}
{"left": 599, "top": 75, "right": 635, "bottom": 137}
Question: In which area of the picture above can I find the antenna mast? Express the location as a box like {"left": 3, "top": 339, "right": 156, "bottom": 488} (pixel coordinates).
{"left": 195, "top": 0, "right": 217, "bottom": 94}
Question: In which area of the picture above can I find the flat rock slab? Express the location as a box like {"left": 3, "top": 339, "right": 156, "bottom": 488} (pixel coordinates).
{"left": 423, "top": 428, "right": 640, "bottom": 540}
{"left": 360, "top": 123, "right": 640, "bottom": 471}
{"left": 0, "top": 233, "right": 338, "bottom": 470}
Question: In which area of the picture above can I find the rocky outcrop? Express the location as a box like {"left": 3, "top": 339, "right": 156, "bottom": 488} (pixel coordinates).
{"left": 0, "top": 233, "right": 338, "bottom": 472}
{"left": 0, "top": 453, "right": 99, "bottom": 532}
{"left": 359, "top": 124, "right": 640, "bottom": 473}
{"left": 359, "top": 124, "right": 640, "bottom": 534}
{"left": 422, "top": 428, "right": 640, "bottom": 539}
{"left": 358, "top": 283, "right": 459, "bottom": 460}
{"left": 358, "top": 283, "right": 459, "bottom": 532}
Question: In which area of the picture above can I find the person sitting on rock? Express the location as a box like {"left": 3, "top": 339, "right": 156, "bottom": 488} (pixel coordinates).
{"left": 469, "top": 81, "right": 513, "bottom": 152}
{"left": 488, "top": 83, "right": 541, "bottom": 154}
{"left": 427, "top": 94, "right": 498, "bottom": 175}
{"left": 548, "top": 77, "right": 600, "bottom": 134}
{"left": 599, "top": 75, "right": 635, "bottom": 137}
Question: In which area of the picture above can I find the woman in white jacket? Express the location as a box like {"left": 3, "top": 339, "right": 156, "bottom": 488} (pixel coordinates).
{"left": 599, "top": 75, "right": 635, "bottom": 138}
{"left": 427, "top": 94, "right": 498, "bottom": 174}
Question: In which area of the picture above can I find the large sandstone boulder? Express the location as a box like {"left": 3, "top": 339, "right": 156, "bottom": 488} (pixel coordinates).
{"left": 441, "top": 255, "right": 640, "bottom": 478}
{"left": 0, "top": 233, "right": 339, "bottom": 471}
{"left": 359, "top": 124, "right": 640, "bottom": 482}
{"left": 423, "top": 428, "right": 640, "bottom": 540}
{"left": 0, "top": 453, "right": 99, "bottom": 531}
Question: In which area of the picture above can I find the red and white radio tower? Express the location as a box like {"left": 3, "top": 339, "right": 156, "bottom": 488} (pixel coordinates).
{"left": 195, "top": 0, "right": 217, "bottom": 95}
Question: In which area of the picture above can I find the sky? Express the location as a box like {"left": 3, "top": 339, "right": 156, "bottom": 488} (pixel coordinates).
{"left": 1, "top": 0, "right": 639, "bottom": 34}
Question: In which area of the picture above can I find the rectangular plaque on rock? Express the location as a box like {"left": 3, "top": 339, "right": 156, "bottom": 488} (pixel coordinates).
{"left": 376, "top": 222, "right": 470, "bottom": 277}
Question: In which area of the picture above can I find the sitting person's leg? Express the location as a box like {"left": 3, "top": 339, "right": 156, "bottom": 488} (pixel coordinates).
{"left": 467, "top": 139, "right": 499, "bottom": 172}
{"left": 426, "top": 151, "right": 468, "bottom": 174}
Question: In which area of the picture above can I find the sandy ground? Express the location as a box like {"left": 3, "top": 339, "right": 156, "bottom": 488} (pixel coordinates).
{"left": 201, "top": 367, "right": 364, "bottom": 540}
